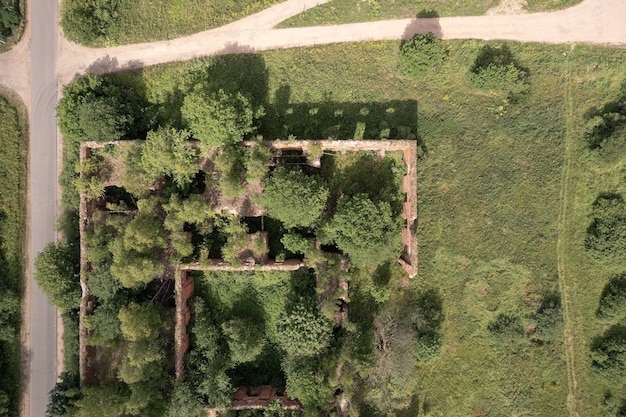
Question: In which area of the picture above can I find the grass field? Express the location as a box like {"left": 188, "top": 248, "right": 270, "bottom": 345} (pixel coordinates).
{"left": 98, "top": 39, "right": 626, "bottom": 415}
{"left": 61, "top": 0, "right": 284, "bottom": 46}
{"left": 278, "top": 0, "right": 584, "bottom": 28}
{"left": 0, "top": 89, "right": 27, "bottom": 416}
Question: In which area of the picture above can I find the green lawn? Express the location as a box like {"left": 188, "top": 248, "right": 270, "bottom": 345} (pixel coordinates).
{"left": 0, "top": 89, "right": 27, "bottom": 417}
{"left": 61, "top": 0, "right": 285, "bottom": 46}
{"left": 96, "top": 39, "right": 626, "bottom": 415}
{"left": 278, "top": 0, "right": 584, "bottom": 28}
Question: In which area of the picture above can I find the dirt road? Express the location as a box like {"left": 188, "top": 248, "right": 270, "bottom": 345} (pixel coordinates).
{"left": 56, "top": 0, "right": 626, "bottom": 85}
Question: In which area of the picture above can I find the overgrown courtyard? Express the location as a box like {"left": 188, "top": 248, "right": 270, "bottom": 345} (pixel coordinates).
{"left": 39, "top": 37, "right": 626, "bottom": 417}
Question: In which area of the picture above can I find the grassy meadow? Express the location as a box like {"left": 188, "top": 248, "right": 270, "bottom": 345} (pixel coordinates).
{"left": 61, "top": 0, "right": 284, "bottom": 46}
{"left": 278, "top": 0, "right": 584, "bottom": 28}
{"left": 0, "top": 90, "right": 27, "bottom": 416}
{"left": 99, "top": 40, "right": 626, "bottom": 415}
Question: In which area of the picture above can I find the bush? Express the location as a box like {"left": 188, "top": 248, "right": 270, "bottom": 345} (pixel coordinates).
{"left": 61, "top": 0, "right": 120, "bottom": 45}
{"left": 0, "top": 0, "right": 20, "bottom": 39}
{"left": 585, "top": 193, "right": 626, "bottom": 265}
{"left": 487, "top": 313, "right": 523, "bottom": 338}
{"left": 590, "top": 321, "right": 626, "bottom": 384}
{"left": 398, "top": 33, "right": 445, "bottom": 79}
{"left": 469, "top": 44, "right": 528, "bottom": 98}
{"left": 597, "top": 274, "right": 626, "bottom": 322}
{"left": 532, "top": 292, "right": 563, "bottom": 342}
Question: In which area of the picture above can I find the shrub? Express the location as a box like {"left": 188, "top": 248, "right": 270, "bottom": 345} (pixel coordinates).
{"left": 597, "top": 274, "right": 626, "bottom": 322}
{"left": 0, "top": 0, "right": 20, "bottom": 39}
{"left": 585, "top": 193, "right": 626, "bottom": 265}
{"left": 487, "top": 313, "right": 523, "bottom": 338}
{"left": 469, "top": 44, "right": 528, "bottom": 98}
{"left": 398, "top": 33, "right": 445, "bottom": 79}
{"left": 34, "top": 242, "right": 81, "bottom": 312}
{"left": 590, "top": 321, "right": 626, "bottom": 384}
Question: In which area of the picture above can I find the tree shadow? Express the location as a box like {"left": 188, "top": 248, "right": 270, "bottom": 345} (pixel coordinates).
{"left": 401, "top": 12, "right": 442, "bottom": 40}
{"left": 470, "top": 44, "right": 528, "bottom": 75}
{"left": 85, "top": 55, "right": 144, "bottom": 75}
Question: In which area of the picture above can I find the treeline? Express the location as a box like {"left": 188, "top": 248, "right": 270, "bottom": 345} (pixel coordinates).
{"left": 0, "top": 94, "right": 27, "bottom": 417}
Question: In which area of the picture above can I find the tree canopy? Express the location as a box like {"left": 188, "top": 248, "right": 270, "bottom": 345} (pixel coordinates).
{"left": 77, "top": 95, "right": 132, "bottom": 143}
{"left": 140, "top": 127, "right": 198, "bottom": 188}
{"left": 181, "top": 89, "right": 260, "bottom": 152}
{"left": 276, "top": 301, "right": 332, "bottom": 357}
{"left": 324, "top": 194, "right": 401, "bottom": 267}
{"left": 34, "top": 242, "right": 81, "bottom": 312}
{"left": 259, "top": 167, "right": 329, "bottom": 228}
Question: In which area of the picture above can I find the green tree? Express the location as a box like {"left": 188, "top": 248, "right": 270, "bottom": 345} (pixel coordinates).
{"left": 87, "top": 263, "right": 120, "bottom": 302}
{"left": 34, "top": 242, "right": 81, "bottom": 312}
{"left": 259, "top": 167, "right": 329, "bottom": 228}
{"left": 276, "top": 302, "right": 332, "bottom": 357}
{"left": 283, "top": 357, "right": 334, "bottom": 411}
{"left": 324, "top": 194, "right": 401, "bottom": 267}
{"left": 163, "top": 194, "right": 213, "bottom": 233}
{"left": 168, "top": 381, "right": 205, "bottom": 417}
{"left": 77, "top": 95, "right": 132, "bottom": 143}
{"left": 366, "top": 303, "right": 419, "bottom": 416}
{"left": 399, "top": 33, "right": 445, "bottom": 79}
{"left": 181, "top": 89, "right": 261, "bottom": 153}
{"left": 118, "top": 339, "right": 166, "bottom": 384}
{"left": 118, "top": 302, "right": 169, "bottom": 342}
{"left": 140, "top": 128, "right": 198, "bottom": 187}
{"left": 245, "top": 143, "right": 271, "bottom": 183}
{"left": 46, "top": 372, "right": 80, "bottom": 417}
{"left": 72, "top": 385, "right": 129, "bottom": 417}
{"left": 84, "top": 301, "right": 123, "bottom": 346}
{"left": 222, "top": 318, "right": 266, "bottom": 364}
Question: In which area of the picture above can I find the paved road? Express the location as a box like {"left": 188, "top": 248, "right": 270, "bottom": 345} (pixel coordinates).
{"left": 28, "top": 0, "right": 59, "bottom": 413}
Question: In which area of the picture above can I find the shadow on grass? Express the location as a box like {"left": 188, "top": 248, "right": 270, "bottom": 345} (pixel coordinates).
{"left": 262, "top": 84, "right": 418, "bottom": 141}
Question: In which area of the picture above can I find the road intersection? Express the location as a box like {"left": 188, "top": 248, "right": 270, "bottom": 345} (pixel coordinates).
{"left": 0, "top": 0, "right": 624, "bottom": 415}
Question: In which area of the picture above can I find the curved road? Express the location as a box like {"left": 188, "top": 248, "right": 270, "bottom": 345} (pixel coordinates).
{"left": 0, "top": 0, "right": 624, "bottom": 415}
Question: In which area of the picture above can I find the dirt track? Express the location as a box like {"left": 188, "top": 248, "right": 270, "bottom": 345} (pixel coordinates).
{"left": 56, "top": 0, "right": 626, "bottom": 85}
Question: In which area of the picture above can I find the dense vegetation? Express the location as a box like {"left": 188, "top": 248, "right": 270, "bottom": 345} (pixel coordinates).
{"left": 60, "top": 0, "right": 283, "bottom": 46}
{"left": 278, "top": 0, "right": 584, "bottom": 27}
{"left": 47, "top": 36, "right": 626, "bottom": 415}
{"left": 0, "top": 0, "right": 22, "bottom": 51}
{"left": 0, "top": 92, "right": 27, "bottom": 416}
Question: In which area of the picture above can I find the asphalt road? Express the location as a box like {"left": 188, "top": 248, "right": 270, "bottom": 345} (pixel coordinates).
{"left": 28, "top": 0, "right": 59, "bottom": 413}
